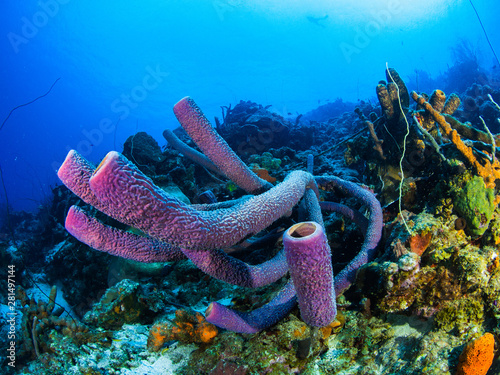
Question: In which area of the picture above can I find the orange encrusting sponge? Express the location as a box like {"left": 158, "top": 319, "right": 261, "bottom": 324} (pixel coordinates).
{"left": 456, "top": 332, "right": 495, "bottom": 375}
{"left": 147, "top": 309, "right": 218, "bottom": 351}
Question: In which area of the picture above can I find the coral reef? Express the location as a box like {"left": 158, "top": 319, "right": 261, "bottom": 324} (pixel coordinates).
{"left": 7, "top": 65, "right": 500, "bottom": 374}
{"left": 215, "top": 100, "right": 292, "bottom": 159}
{"left": 459, "top": 83, "right": 500, "bottom": 132}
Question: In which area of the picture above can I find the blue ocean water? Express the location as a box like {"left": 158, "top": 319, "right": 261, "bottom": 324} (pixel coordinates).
{"left": 0, "top": 0, "right": 498, "bottom": 213}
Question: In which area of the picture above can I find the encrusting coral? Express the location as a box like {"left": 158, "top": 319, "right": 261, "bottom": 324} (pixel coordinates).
{"left": 57, "top": 96, "right": 383, "bottom": 334}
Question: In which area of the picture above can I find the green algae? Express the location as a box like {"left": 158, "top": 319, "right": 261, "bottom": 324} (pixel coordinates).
{"left": 453, "top": 176, "right": 496, "bottom": 236}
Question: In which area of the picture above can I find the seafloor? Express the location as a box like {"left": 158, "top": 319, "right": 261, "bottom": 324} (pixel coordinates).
{"left": 1, "top": 62, "right": 500, "bottom": 375}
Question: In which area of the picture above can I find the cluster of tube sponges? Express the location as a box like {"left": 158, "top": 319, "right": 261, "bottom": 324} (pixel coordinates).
{"left": 57, "top": 97, "right": 383, "bottom": 333}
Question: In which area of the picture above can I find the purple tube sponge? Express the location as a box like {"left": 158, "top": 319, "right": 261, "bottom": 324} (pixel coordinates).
{"left": 319, "top": 201, "right": 369, "bottom": 234}
{"left": 316, "top": 176, "right": 383, "bottom": 294}
{"left": 283, "top": 221, "right": 336, "bottom": 327}
{"left": 179, "top": 246, "right": 288, "bottom": 288}
{"left": 58, "top": 151, "right": 294, "bottom": 288}
{"left": 66, "top": 205, "right": 287, "bottom": 287}
{"left": 207, "top": 181, "right": 382, "bottom": 332}
{"left": 205, "top": 279, "right": 297, "bottom": 333}
{"left": 87, "top": 151, "right": 315, "bottom": 251}
{"left": 57, "top": 150, "right": 101, "bottom": 208}
{"left": 65, "top": 205, "right": 186, "bottom": 262}
{"left": 56, "top": 96, "right": 384, "bottom": 335}
{"left": 299, "top": 187, "right": 323, "bottom": 226}
{"left": 173, "top": 97, "right": 272, "bottom": 194}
